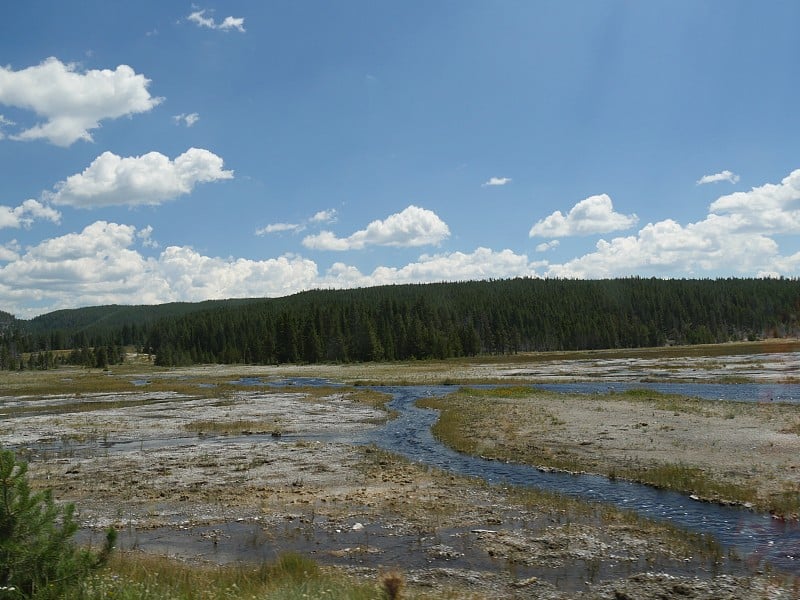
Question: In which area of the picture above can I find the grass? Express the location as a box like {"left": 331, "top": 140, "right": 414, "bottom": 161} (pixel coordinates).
{"left": 419, "top": 386, "right": 800, "bottom": 516}
{"left": 0, "top": 365, "right": 393, "bottom": 423}
{"left": 73, "top": 551, "right": 394, "bottom": 600}
{"left": 184, "top": 419, "right": 284, "bottom": 435}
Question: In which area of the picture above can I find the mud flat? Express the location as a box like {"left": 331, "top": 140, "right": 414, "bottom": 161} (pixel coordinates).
{"left": 0, "top": 344, "right": 799, "bottom": 598}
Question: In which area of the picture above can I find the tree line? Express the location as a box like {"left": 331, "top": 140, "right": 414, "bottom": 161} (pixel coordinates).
{"left": 145, "top": 277, "right": 799, "bottom": 366}
{"left": 1, "top": 277, "right": 798, "bottom": 369}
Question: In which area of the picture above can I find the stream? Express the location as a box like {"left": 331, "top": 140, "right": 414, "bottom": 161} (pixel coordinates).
{"left": 364, "top": 382, "right": 800, "bottom": 575}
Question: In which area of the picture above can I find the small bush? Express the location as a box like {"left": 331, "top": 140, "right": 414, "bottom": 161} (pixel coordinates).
{"left": 0, "top": 447, "right": 115, "bottom": 599}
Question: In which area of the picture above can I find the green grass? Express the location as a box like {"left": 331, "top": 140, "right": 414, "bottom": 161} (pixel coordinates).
{"left": 419, "top": 387, "right": 800, "bottom": 516}
{"left": 73, "top": 552, "right": 389, "bottom": 600}
{"left": 184, "top": 419, "right": 284, "bottom": 435}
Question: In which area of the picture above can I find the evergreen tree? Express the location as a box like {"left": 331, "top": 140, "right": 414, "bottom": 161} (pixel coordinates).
{"left": 0, "top": 448, "right": 115, "bottom": 598}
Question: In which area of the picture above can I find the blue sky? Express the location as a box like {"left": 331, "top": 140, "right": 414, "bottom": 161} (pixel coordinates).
{"left": 1, "top": 1, "right": 799, "bottom": 318}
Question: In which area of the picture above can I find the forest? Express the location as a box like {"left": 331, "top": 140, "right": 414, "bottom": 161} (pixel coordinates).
{"left": 1, "top": 277, "right": 798, "bottom": 369}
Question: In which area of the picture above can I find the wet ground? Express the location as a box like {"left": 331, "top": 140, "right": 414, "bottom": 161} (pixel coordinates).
{"left": 2, "top": 344, "right": 800, "bottom": 597}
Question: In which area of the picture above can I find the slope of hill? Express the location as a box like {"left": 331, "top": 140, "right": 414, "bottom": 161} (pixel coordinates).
{"left": 3, "top": 277, "right": 799, "bottom": 369}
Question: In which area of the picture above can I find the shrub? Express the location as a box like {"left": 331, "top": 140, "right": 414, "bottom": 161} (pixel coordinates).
{"left": 0, "top": 448, "right": 115, "bottom": 599}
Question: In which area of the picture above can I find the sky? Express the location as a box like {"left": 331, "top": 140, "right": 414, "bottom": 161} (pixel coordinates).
{"left": 1, "top": 1, "right": 799, "bottom": 318}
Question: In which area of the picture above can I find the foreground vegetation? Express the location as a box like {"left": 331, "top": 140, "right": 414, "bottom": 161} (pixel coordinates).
{"left": 77, "top": 552, "right": 409, "bottom": 600}
{"left": 0, "top": 449, "right": 115, "bottom": 599}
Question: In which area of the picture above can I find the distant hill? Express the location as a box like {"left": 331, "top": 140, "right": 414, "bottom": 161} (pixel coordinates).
{"left": 25, "top": 298, "right": 259, "bottom": 333}
{"left": 1, "top": 298, "right": 263, "bottom": 362}
{"left": 3, "top": 277, "right": 800, "bottom": 369}
{"left": 140, "top": 277, "right": 800, "bottom": 366}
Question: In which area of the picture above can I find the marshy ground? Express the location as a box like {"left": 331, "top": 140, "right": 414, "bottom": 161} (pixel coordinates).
{"left": 1, "top": 340, "right": 799, "bottom": 598}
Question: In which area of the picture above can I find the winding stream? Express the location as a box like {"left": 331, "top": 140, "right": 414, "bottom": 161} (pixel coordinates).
{"left": 365, "top": 383, "right": 800, "bottom": 574}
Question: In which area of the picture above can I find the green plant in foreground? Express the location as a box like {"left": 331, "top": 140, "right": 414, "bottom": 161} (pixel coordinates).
{"left": 0, "top": 447, "right": 116, "bottom": 599}
{"left": 79, "top": 551, "right": 390, "bottom": 600}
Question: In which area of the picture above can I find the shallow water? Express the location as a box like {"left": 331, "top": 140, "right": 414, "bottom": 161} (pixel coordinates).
{"left": 534, "top": 381, "right": 800, "bottom": 403}
{"left": 365, "top": 384, "right": 800, "bottom": 575}
{"left": 25, "top": 375, "right": 800, "bottom": 580}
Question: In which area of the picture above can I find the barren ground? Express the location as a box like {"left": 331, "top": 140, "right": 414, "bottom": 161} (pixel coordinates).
{"left": 1, "top": 342, "right": 799, "bottom": 598}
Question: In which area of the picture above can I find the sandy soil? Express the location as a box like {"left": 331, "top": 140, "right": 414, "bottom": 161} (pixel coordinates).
{"left": 441, "top": 389, "right": 800, "bottom": 512}
{"left": 1, "top": 348, "right": 799, "bottom": 598}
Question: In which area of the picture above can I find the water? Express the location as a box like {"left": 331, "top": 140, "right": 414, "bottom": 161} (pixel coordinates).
{"left": 364, "top": 384, "right": 800, "bottom": 575}
{"left": 533, "top": 382, "right": 800, "bottom": 403}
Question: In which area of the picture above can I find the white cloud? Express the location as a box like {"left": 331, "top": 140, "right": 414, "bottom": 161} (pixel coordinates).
{"left": 187, "top": 9, "right": 215, "bottom": 28}
{"left": 544, "top": 217, "right": 779, "bottom": 279}
{"left": 303, "top": 205, "right": 450, "bottom": 250}
{"left": 158, "top": 247, "right": 317, "bottom": 300}
{"left": 708, "top": 169, "right": 800, "bottom": 233}
{"left": 256, "top": 209, "right": 337, "bottom": 236}
{"left": 48, "top": 148, "right": 233, "bottom": 208}
{"left": 311, "top": 209, "right": 337, "bottom": 223}
{"left": 0, "top": 241, "right": 20, "bottom": 262}
{"left": 541, "top": 169, "right": 800, "bottom": 278}
{"left": 8, "top": 169, "right": 800, "bottom": 318}
{"left": 697, "top": 170, "right": 740, "bottom": 185}
{"left": 137, "top": 225, "right": 158, "bottom": 248}
{"left": 0, "top": 57, "right": 162, "bottom": 146}
{"left": 535, "top": 240, "right": 560, "bottom": 252}
{"left": 529, "top": 194, "right": 638, "bottom": 238}
{"left": 188, "top": 9, "right": 245, "bottom": 32}
{"left": 483, "top": 177, "right": 512, "bottom": 187}
{"left": 0, "top": 199, "right": 61, "bottom": 229}
{"left": 0, "top": 114, "right": 14, "bottom": 139}
{"left": 0, "top": 219, "right": 542, "bottom": 317}
{"left": 323, "top": 247, "right": 538, "bottom": 287}
{"left": 0, "top": 222, "right": 158, "bottom": 311}
{"left": 0, "top": 222, "right": 319, "bottom": 316}
{"left": 256, "top": 223, "right": 302, "bottom": 235}
{"left": 219, "top": 16, "right": 246, "bottom": 32}
{"left": 173, "top": 112, "right": 200, "bottom": 127}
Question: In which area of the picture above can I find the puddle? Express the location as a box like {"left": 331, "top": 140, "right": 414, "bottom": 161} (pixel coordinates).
{"left": 78, "top": 516, "right": 724, "bottom": 593}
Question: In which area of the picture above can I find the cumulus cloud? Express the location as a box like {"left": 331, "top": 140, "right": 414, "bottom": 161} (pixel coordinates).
{"left": 0, "top": 221, "right": 319, "bottom": 316}
{"left": 0, "top": 57, "right": 162, "bottom": 146}
{"left": 483, "top": 177, "right": 512, "bottom": 187}
{"left": 48, "top": 148, "right": 233, "bottom": 208}
{"left": 137, "top": 225, "right": 158, "bottom": 248}
{"left": 303, "top": 205, "right": 450, "bottom": 250}
{"left": 0, "top": 222, "right": 157, "bottom": 312}
{"left": 173, "top": 112, "right": 199, "bottom": 127}
{"left": 541, "top": 169, "right": 800, "bottom": 279}
{"left": 311, "top": 209, "right": 337, "bottom": 223}
{"left": 697, "top": 170, "right": 740, "bottom": 185}
{"left": 544, "top": 217, "right": 779, "bottom": 279}
{"left": 535, "top": 240, "right": 560, "bottom": 252}
{"left": 0, "top": 241, "right": 20, "bottom": 262}
{"left": 0, "top": 199, "right": 61, "bottom": 229}
{"left": 529, "top": 194, "right": 638, "bottom": 238}
{"left": 8, "top": 168, "right": 800, "bottom": 318}
{"left": 0, "top": 218, "right": 542, "bottom": 317}
{"left": 188, "top": 9, "right": 245, "bottom": 32}
{"left": 708, "top": 169, "right": 800, "bottom": 233}
{"left": 322, "top": 247, "right": 538, "bottom": 287}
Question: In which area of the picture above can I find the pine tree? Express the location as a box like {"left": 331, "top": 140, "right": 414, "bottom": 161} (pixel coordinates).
{"left": 0, "top": 448, "right": 115, "bottom": 598}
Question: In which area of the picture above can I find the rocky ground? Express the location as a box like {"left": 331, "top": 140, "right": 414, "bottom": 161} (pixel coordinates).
{"left": 1, "top": 344, "right": 799, "bottom": 598}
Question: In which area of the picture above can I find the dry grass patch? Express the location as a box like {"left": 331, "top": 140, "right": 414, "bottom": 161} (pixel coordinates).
{"left": 420, "top": 386, "right": 800, "bottom": 516}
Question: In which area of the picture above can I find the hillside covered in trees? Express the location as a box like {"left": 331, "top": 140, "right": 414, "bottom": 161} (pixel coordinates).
{"left": 1, "top": 278, "right": 798, "bottom": 369}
